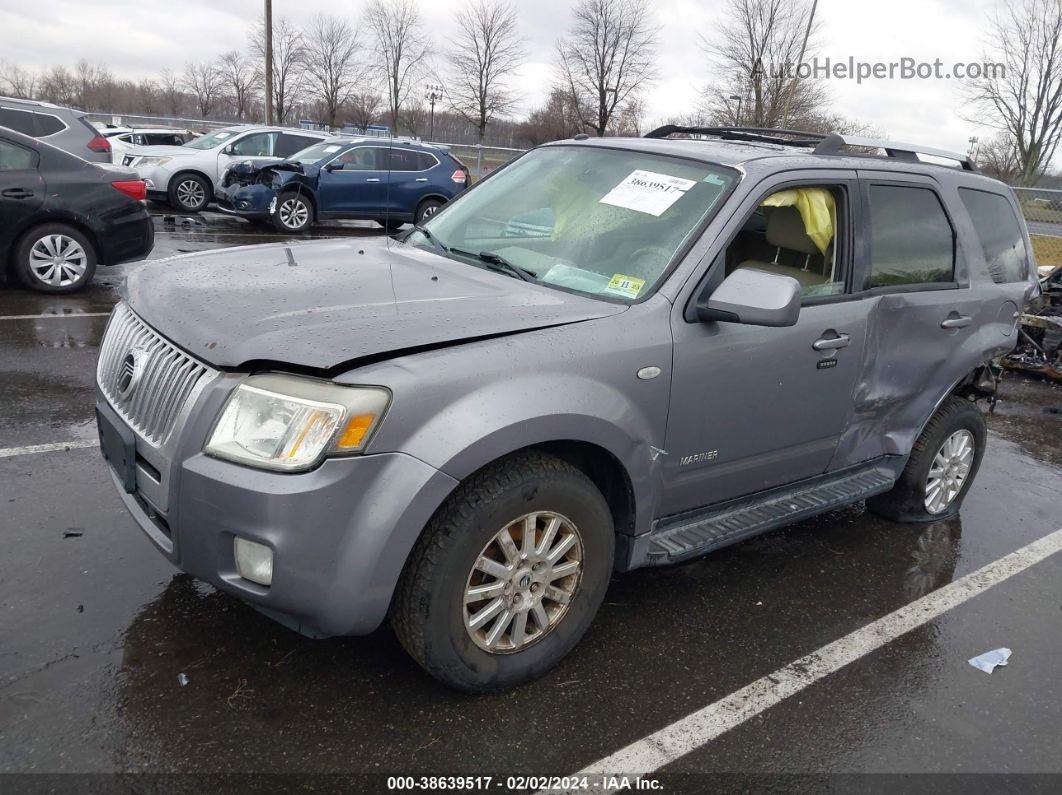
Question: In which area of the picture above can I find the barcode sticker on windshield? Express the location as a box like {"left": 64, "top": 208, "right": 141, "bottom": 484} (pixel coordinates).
{"left": 607, "top": 274, "right": 646, "bottom": 298}
{"left": 323, "top": 145, "right": 341, "bottom": 153}
{"left": 599, "top": 170, "right": 697, "bottom": 216}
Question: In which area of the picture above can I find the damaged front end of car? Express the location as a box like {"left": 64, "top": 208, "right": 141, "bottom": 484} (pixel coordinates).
{"left": 1002, "top": 264, "right": 1062, "bottom": 382}
{"left": 216, "top": 162, "right": 312, "bottom": 219}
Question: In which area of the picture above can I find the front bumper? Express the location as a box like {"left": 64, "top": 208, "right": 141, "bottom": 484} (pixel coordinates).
{"left": 215, "top": 184, "right": 276, "bottom": 219}
{"left": 99, "top": 377, "right": 458, "bottom": 637}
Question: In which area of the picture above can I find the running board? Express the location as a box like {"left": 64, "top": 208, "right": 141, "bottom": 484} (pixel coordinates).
{"left": 631, "top": 463, "right": 898, "bottom": 567}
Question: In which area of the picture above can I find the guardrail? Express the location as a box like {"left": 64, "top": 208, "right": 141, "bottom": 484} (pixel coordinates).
{"left": 428, "top": 142, "right": 524, "bottom": 180}
{"left": 1012, "top": 187, "right": 1062, "bottom": 226}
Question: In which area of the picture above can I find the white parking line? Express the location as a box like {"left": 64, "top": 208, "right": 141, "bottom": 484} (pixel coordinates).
{"left": 0, "top": 440, "right": 98, "bottom": 458}
{"left": 0, "top": 312, "right": 111, "bottom": 321}
{"left": 573, "top": 527, "right": 1062, "bottom": 780}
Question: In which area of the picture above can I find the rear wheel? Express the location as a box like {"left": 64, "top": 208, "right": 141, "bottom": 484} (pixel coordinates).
{"left": 867, "top": 396, "right": 986, "bottom": 522}
{"left": 415, "top": 198, "right": 444, "bottom": 224}
{"left": 272, "top": 192, "right": 313, "bottom": 233}
{"left": 167, "top": 173, "right": 210, "bottom": 213}
{"left": 14, "top": 224, "right": 97, "bottom": 294}
{"left": 391, "top": 451, "right": 614, "bottom": 692}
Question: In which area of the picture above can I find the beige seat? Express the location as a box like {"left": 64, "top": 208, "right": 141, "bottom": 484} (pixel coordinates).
{"left": 737, "top": 206, "right": 825, "bottom": 288}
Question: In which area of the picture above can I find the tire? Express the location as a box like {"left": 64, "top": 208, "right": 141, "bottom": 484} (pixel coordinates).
{"left": 867, "top": 396, "right": 986, "bottom": 523}
{"left": 375, "top": 218, "right": 405, "bottom": 233}
{"left": 167, "top": 173, "right": 210, "bottom": 213}
{"left": 272, "top": 192, "right": 313, "bottom": 233}
{"left": 390, "top": 451, "right": 614, "bottom": 692}
{"left": 415, "top": 198, "right": 444, "bottom": 225}
{"left": 14, "top": 224, "right": 98, "bottom": 294}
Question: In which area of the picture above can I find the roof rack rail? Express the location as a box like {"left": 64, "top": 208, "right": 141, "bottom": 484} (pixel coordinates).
{"left": 644, "top": 125, "right": 828, "bottom": 147}
{"left": 813, "top": 133, "right": 977, "bottom": 171}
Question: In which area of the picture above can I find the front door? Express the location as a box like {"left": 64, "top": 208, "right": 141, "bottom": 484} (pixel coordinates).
{"left": 316, "top": 146, "right": 388, "bottom": 215}
{"left": 217, "top": 131, "right": 278, "bottom": 181}
{"left": 660, "top": 172, "right": 871, "bottom": 515}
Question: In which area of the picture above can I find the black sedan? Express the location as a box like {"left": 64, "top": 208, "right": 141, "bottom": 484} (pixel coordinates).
{"left": 0, "top": 125, "right": 154, "bottom": 293}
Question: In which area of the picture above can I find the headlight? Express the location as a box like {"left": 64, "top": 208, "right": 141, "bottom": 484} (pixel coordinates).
{"left": 204, "top": 374, "right": 390, "bottom": 472}
{"left": 137, "top": 156, "right": 172, "bottom": 167}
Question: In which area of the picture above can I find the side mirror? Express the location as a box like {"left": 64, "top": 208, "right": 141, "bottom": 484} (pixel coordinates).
{"left": 222, "top": 144, "right": 236, "bottom": 155}
{"left": 324, "top": 161, "right": 342, "bottom": 172}
{"left": 696, "top": 268, "right": 801, "bottom": 327}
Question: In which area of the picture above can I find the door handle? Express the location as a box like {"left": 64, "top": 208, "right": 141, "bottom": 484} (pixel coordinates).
{"left": 366, "top": 178, "right": 381, "bottom": 183}
{"left": 1, "top": 188, "right": 33, "bottom": 199}
{"left": 940, "top": 314, "right": 972, "bottom": 329}
{"left": 415, "top": 178, "right": 429, "bottom": 182}
{"left": 812, "top": 332, "right": 851, "bottom": 351}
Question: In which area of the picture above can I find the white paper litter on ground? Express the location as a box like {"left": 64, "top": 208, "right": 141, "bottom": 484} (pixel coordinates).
{"left": 968, "top": 647, "right": 1011, "bottom": 673}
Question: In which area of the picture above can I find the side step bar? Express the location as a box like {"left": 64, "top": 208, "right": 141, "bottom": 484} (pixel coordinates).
{"left": 629, "top": 462, "right": 898, "bottom": 567}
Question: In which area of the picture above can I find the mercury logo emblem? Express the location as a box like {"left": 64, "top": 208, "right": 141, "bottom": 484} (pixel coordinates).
{"left": 117, "top": 348, "right": 146, "bottom": 400}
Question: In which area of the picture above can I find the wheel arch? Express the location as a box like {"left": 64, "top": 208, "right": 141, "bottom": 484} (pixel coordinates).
{"left": 11, "top": 216, "right": 102, "bottom": 271}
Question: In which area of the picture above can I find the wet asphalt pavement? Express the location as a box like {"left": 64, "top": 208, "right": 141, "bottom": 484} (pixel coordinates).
{"left": 1, "top": 210, "right": 1061, "bottom": 791}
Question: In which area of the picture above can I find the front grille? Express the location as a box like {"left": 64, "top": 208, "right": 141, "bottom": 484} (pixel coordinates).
{"left": 97, "top": 303, "right": 215, "bottom": 446}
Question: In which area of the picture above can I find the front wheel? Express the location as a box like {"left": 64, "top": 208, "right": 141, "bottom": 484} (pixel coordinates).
{"left": 14, "top": 224, "right": 98, "bottom": 293}
{"left": 272, "top": 192, "right": 313, "bottom": 233}
{"left": 415, "top": 198, "right": 444, "bottom": 225}
{"left": 167, "top": 173, "right": 210, "bottom": 213}
{"left": 390, "top": 451, "right": 614, "bottom": 692}
{"left": 867, "top": 396, "right": 986, "bottom": 522}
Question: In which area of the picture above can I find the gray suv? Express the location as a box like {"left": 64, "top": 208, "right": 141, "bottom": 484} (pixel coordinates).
{"left": 0, "top": 97, "right": 111, "bottom": 162}
{"left": 95, "top": 126, "right": 1038, "bottom": 691}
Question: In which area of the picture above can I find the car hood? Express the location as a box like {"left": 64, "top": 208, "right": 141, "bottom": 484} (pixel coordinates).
{"left": 124, "top": 238, "right": 627, "bottom": 370}
{"left": 126, "top": 145, "right": 197, "bottom": 158}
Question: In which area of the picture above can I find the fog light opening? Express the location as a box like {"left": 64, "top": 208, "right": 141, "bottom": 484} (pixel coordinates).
{"left": 234, "top": 537, "right": 274, "bottom": 586}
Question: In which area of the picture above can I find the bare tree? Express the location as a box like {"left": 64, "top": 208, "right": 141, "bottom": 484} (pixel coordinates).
{"left": 218, "top": 51, "right": 259, "bottom": 120}
{"left": 136, "top": 79, "right": 159, "bottom": 114}
{"left": 303, "top": 14, "right": 364, "bottom": 128}
{"left": 1, "top": 62, "right": 38, "bottom": 98}
{"left": 556, "top": 0, "right": 658, "bottom": 137}
{"left": 40, "top": 66, "right": 77, "bottom": 106}
{"left": 349, "top": 90, "right": 384, "bottom": 130}
{"left": 700, "top": 0, "right": 827, "bottom": 128}
{"left": 252, "top": 17, "right": 308, "bottom": 125}
{"left": 367, "top": 0, "right": 430, "bottom": 130}
{"left": 966, "top": 0, "right": 1062, "bottom": 186}
{"left": 447, "top": 0, "right": 525, "bottom": 142}
{"left": 517, "top": 86, "right": 584, "bottom": 145}
{"left": 399, "top": 100, "right": 429, "bottom": 137}
{"left": 183, "top": 61, "right": 222, "bottom": 118}
{"left": 975, "top": 132, "right": 1024, "bottom": 182}
{"left": 159, "top": 69, "right": 184, "bottom": 117}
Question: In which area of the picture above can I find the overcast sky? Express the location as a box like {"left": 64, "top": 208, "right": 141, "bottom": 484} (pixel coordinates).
{"left": 0, "top": 0, "right": 1007, "bottom": 154}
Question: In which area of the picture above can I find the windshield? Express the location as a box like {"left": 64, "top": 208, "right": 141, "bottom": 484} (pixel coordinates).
{"left": 290, "top": 142, "right": 347, "bottom": 165}
{"left": 408, "top": 145, "right": 734, "bottom": 302}
{"left": 183, "top": 129, "right": 237, "bottom": 150}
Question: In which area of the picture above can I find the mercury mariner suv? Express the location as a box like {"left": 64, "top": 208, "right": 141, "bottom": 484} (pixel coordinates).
{"left": 96, "top": 126, "right": 1039, "bottom": 692}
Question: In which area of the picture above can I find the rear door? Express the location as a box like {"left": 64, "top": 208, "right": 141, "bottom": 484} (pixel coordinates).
{"left": 832, "top": 172, "right": 986, "bottom": 466}
{"left": 0, "top": 137, "right": 44, "bottom": 254}
{"left": 380, "top": 148, "right": 440, "bottom": 216}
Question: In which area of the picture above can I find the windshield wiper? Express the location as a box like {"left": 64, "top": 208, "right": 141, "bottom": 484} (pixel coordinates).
{"left": 409, "top": 224, "right": 449, "bottom": 254}
{"left": 450, "top": 247, "right": 537, "bottom": 282}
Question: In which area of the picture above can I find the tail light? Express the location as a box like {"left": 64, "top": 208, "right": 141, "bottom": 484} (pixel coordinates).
{"left": 451, "top": 169, "right": 467, "bottom": 184}
{"left": 111, "top": 180, "right": 147, "bottom": 201}
{"left": 87, "top": 135, "right": 112, "bottom": 154}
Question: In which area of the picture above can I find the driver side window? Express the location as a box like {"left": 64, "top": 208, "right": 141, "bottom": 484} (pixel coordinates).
{"left": 722, "top": 185, "right": 847, "bottom": 301}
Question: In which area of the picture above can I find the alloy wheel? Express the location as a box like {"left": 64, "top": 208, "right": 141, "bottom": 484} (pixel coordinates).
{"left": 463, "top": 511, "right": 583, "bottom": 653}
{"left": 175, "top": 178, "right": 205, "bottom": 209}
{"left": 28, "top": 235, "right": 88, "bottom": 288}
{"left": 925, "top": 429, "right": 975, "bottom": 514}
{"left": 279, "top": 197, "right": 309, "bottom": 230}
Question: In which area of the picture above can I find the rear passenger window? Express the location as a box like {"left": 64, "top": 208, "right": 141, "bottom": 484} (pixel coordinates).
{"left": 275, "top": 133, "right": 321, "bottom": 158}
{"left": 33, "top": 113, "right": 65, "bottom": 136}
{"left": 0, "top": 108, "right": 37, "bottom": 136}
{"left": 0, "top": 140, "right": 37, "bottom": 170}
{"left": 413, "top": 152, "right": 438, "bottom": 170}
{"left": 868, "top": 185, "right": 955, "bottom": 287}
{"left": 958, "top": 188, "right": 1029, "bottom": 283}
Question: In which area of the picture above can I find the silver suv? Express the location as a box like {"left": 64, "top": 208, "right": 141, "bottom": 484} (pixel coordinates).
{"left": 0, "top": 96, "right": 111, "bottom": 162}
{"left": 96, "top": 127, "right": 1038, "bottom": 691}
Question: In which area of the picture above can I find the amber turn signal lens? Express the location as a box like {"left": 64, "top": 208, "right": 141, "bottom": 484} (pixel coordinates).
{"left": 336, "top": 414, "right": 376, "bottom": 450}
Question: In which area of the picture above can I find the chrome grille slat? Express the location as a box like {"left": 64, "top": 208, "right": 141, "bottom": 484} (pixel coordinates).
{"left": 96, "top": 303, "right": 216, "bottom": 447}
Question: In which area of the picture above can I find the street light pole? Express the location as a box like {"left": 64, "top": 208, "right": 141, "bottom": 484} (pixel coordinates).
{"left": 264, "top": 0, "right": 274, "bottom": 125}
{"left": 425, "top": 83, "right": 444, "bottom": 141}
{"left": 729, "top": 94, "right": 742, "bottom": 125}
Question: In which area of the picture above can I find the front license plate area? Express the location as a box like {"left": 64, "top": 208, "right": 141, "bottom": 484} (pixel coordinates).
{"left": 96, "top": 401, "right": 137, "bottom": 493}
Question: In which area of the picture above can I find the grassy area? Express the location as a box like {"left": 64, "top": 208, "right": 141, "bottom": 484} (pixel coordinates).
{"left": 1032, "top": 234, "right": 1062, "bottom": 266}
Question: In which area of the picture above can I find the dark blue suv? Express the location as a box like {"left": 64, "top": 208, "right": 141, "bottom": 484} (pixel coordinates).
{"left": 217, "top": 138, "right": 470, "bottom": 232}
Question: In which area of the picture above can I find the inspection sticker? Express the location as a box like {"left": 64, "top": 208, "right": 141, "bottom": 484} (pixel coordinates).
{"left": 322, "top": 145, "right": 342, "bottom": 153}
{"left": 600, "top": 170, "right": 697, "bottom": 216}
{"left": 607, "top": 274, "right": 646, "bottom": 298}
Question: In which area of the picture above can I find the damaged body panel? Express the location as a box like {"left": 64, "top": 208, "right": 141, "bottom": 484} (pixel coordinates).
{"left": 1003, "top": 265, "right": 1062, "bottom": 382}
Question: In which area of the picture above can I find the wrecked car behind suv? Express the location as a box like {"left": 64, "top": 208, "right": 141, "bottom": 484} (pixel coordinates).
{"left": 97, "top": 126, "right": 1038, "bottom": 692}
{"left": 216, "top": 137, "right": 469, "bottom": 233}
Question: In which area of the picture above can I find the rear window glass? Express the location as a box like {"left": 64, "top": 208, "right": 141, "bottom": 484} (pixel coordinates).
{"left": 0, "top": 107, "right": 36, "bottom": 136}
{"left": 34, "top": 113, "right": 65, "bottom": 136}
{"left": 958, "top": 188, "right": 1029, "bottom": 283}
{"left": 868, "top": 185, "right": 955, "bottom": 288}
